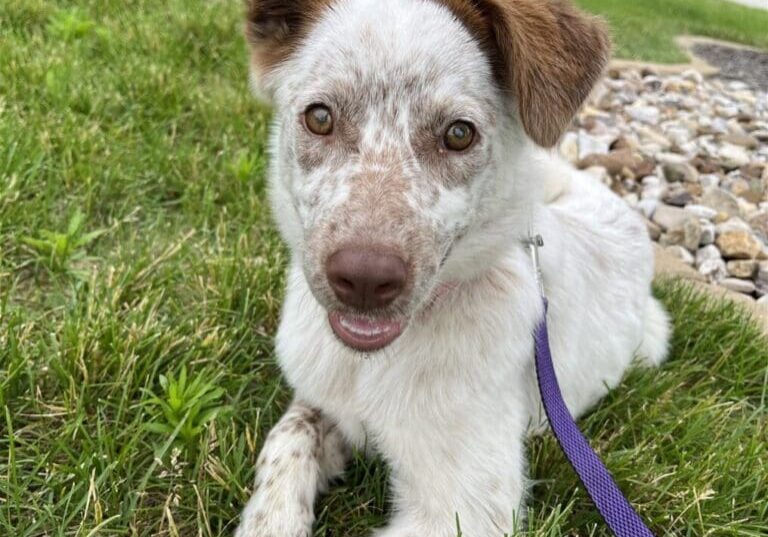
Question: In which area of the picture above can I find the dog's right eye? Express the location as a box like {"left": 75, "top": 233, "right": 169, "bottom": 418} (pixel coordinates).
{"left": 304, "top": 105, "right": 334, "bottom": 136}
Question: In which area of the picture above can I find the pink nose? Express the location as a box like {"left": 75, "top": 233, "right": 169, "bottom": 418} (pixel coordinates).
{"left": 326, "top": 248, "right": 408, "bottom": 310}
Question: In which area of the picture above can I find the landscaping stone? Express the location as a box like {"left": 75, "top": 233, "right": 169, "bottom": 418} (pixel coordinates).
{"left": 716, "top": 231, "right": 763, "bottom": 259}
{"left": 727, "top": 260, "right": 758, "bottom": 278}
{"left": 564, "top": 68, "right": 767, "bottom": 296}
{"left": 721, "top": 278, "right": 757, "bottom": 295}
{"left": 652, "top": 204, "right": 691, "bottom": 231}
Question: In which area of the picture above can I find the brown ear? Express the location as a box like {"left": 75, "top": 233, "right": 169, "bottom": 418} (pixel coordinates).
{"left": 244, "top": 0, "right": 333, "bottom": 87}
{"left": 480, "top": 0, "right": 610, "bottom": 147}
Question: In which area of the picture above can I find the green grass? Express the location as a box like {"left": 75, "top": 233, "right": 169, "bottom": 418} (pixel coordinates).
{"left": 1, "top": 1, "right": 767, "bottom": 536}
{"left": 576, "top": 0, "right": 768, "bottom": 63}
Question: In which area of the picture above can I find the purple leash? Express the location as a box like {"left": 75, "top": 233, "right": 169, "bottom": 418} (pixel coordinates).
{"left": 527, "top": 236, "right": 655, "bottom": 537}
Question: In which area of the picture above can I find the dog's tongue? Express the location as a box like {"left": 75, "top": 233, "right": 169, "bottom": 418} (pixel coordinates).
{"left": 329, "top": 312, "right": 402, "bottom": 352}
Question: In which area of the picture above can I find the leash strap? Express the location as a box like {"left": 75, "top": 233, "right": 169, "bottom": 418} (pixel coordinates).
{"left": 528, "top": 237, "right": 655, "bottom": 537}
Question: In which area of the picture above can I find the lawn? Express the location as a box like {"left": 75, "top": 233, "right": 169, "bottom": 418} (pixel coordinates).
{"left": 576, "top": 0, "right": 768, "bottom": 63}
{"left": 1, "top": 1, "right": 767, "bottom": 536}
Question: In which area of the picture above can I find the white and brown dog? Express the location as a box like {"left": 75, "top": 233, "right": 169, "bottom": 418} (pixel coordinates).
{"left": 236, "top": 0, "right": 670, "bottom": 535}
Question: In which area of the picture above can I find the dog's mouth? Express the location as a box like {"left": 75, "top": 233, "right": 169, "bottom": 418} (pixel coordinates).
{"left": 328, "top": 312, "right": 403, "bottom": 352}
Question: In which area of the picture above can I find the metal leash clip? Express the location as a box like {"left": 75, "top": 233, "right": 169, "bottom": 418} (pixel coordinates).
{"left": 525, "top": 234, "right": 545, "bottom": 298}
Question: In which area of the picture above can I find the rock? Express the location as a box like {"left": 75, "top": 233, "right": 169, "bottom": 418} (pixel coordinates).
{"left": 722, "top": 132, "right": 759, "bottom": 150}
{"left": 718, "top": 144, "right": 751, "bottom": 170}
{"left": 721, "top": 278, "right": 756, "bottom": 295}
{"left": 741, "top": 163, "right": 766, "bottom": 181}
{"left": 715, "top": 217, "right": 752, "bottom": 236}
{"left": 578, "top": 131, "right": 610, "bottom": 160}
{"left": 691, "top": 157, "right": 723, "bottom": 175}
{"left": 758, "top": 295, "right": 768, "bottom": 306}
{"left": 758, "top": 262, "right": 768, "bottom": 284}
{"left": 623, "top": 193, "right": 639, "bottom": 207}
{"left": 681, "top": 218, "right": 703, "bottom": 252}
{"left": 700, "top": 221, "right": 716, "bottom": 246}
{"left": 749, "top": 212, "right": 768, "bottom": 243}
{"left": 662, "top": 162, "right": 698, "bottom": 183}
{"left": 637, "top": 199, "right": 658, "bottom": 219}
{"left": 665, "top": 246, "right": 695, "bottom": 266}
{"left": 584, "top": 166, "right": 610, "bottom": 185}
{"left": 699, "top": 259, "right": 728, "bottom": 282}
{"left": 663, "top": 186, "right": 694, "bottom": 207}
{"left": 727, "top": 260, "right": 758, "bottom": 278}
{"left": 716, "top": 231, "right": 763, "bottom": 260}
{"left": 655, "top": 152, "right": 689, "bottom": 166}
{"left": 652, "top": 204, "right": 692, "bottom": 231}
{"left": 681, "top": 69, "right": 703, "bottom": 84}
{"left": 699, "top": 174, "right": 721, "bottom": 189}
{"left": 696, "top": 245, "right": 723, "bottom": 267}
{"left": 752, "top": 130, "right": 768, "bottom": 142}
{"left": 628, "top": 104, "right": 661, "bottom": 125}
{"left": 654, "top": 244, "right": 706, "bottom": 282}
{"left": 684, "top": 205, "right": 718, "bottom": 221}
{"left": 610, "top": 135, "right": 639, "bottom": 152}
{"left": 646, "top": 219, "right": 662, "bottom": 241}
{"left": 577, "top": 149, "right": 652, "bottom": 179}
{"left": 701, "top": 188, "right": 741, "bottom": 218}
{"left": 642, "top": 185, "right": 665, "bottom": 200}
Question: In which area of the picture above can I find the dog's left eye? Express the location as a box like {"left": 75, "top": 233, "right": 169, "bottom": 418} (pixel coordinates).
{"left": 304, "top": 104, "right": 334, "bottom": 136}
{"left": 443, "top": 121, "right": 476, "bottom": 152}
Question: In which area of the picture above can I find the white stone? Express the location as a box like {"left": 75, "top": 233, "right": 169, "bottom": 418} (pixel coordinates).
{"left": 653, "top": 204, "right": 692, "bottom": 230}
{"left": 698, "top": 259, "right": 728, "bottom": 282}
{"left": 642, "top": 175, "right": 661, "bottom": 188}
{"left": 716, "top": 217, "right": 752, "bottom": 236}
{"left": 641, "top": 186, "right": 665, "bottom": 200}
{"left": 699, "top": 174, "right": 721, "bottom": 189}
{"left": 684, "top": 205, "right": 718, "bottom": 221}
{"left": 681, "top": 69, "right": 703, "bottom": 84}
{"left": 665, "top": 246, "right": 695, "bottom": 265}
{"left": 718, "top": 143, "right": 751, "bottom": 169}
{"left": 655, "top": 152, "right": 689, "bottom": 165}
{"left": 623, "top": 193, "right": 639, "bottom": 207}
{"left": 721, "top": 278, "right": 756, "bottom": 295}
{"left": 637, "top": 199, "right": 658, "bottom": 219}
{"left": 696, "top": 245, "right": 723, "bottom": 267}
{"left": 628, "top": 104, "right": 661, "bottom": 125}
{"left": 578, "top": 130, "right": 610, "bottom": 160}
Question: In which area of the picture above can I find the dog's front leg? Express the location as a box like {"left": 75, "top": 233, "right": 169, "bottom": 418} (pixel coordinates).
{"left": 235, "top": 401, "right": 350, "bottom": 537}
{"left": 373, "top": 423, "right": 527, "bottom": 537}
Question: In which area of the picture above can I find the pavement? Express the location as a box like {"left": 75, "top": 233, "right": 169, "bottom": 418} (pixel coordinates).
{"left": 726, "top": 0, "right": 768, "bottom": 10}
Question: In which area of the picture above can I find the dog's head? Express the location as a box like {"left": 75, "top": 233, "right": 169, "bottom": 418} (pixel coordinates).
{"left": 245, "top": 0, "right": 609, "bottom": 352}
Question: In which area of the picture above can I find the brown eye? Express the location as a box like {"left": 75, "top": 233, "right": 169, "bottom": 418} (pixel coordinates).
{"left": 443, "top": 121, "right": 475, "bottom": 152}
{"left": 304, "top": 104, "right": 334, "bottom": 136}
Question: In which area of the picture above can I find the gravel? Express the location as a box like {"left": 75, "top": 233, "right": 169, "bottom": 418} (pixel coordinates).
{"left": 564, "top": 67, "right": 768, "bottom": 299}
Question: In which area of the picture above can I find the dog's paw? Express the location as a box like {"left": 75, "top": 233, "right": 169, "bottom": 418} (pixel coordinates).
{"left": 234, "top": 493, "right": 313, "bottom": 537}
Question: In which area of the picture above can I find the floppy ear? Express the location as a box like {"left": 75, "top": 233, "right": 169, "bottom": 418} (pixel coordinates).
{"left": 244, "top": 0, "right": 332, "bottom": 96}
{"left": 481, "top": 0, "right": 610, "bottom": 147}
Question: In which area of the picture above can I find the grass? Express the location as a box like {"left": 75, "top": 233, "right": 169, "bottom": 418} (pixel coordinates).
{"left": 576, "top": 0, "right": 768, "bottom": 63}
{"left": 0, "top": 0, "right": 766, "bottom": 536}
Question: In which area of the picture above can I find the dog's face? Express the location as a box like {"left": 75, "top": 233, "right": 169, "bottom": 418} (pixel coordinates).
{"left": 245, "top": 0, "right": 609, "bottom": 352}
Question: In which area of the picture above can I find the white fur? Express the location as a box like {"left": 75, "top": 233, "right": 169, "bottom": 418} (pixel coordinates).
{"left": 237, "top": 0, "right": 670, "bottom": 535}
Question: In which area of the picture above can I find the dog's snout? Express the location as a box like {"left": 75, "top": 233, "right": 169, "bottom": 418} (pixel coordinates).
{"left": 327, "top": 248, "right": 407, "bottom": 310}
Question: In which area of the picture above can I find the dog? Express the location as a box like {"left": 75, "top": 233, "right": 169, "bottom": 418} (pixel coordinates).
{"left": 235, "top": 0, "right": 671, "bottom": 535}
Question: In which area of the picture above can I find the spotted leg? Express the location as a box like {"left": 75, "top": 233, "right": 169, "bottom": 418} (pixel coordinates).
{"left": 235, "top": 401, "right": 350, "bottom": 537}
